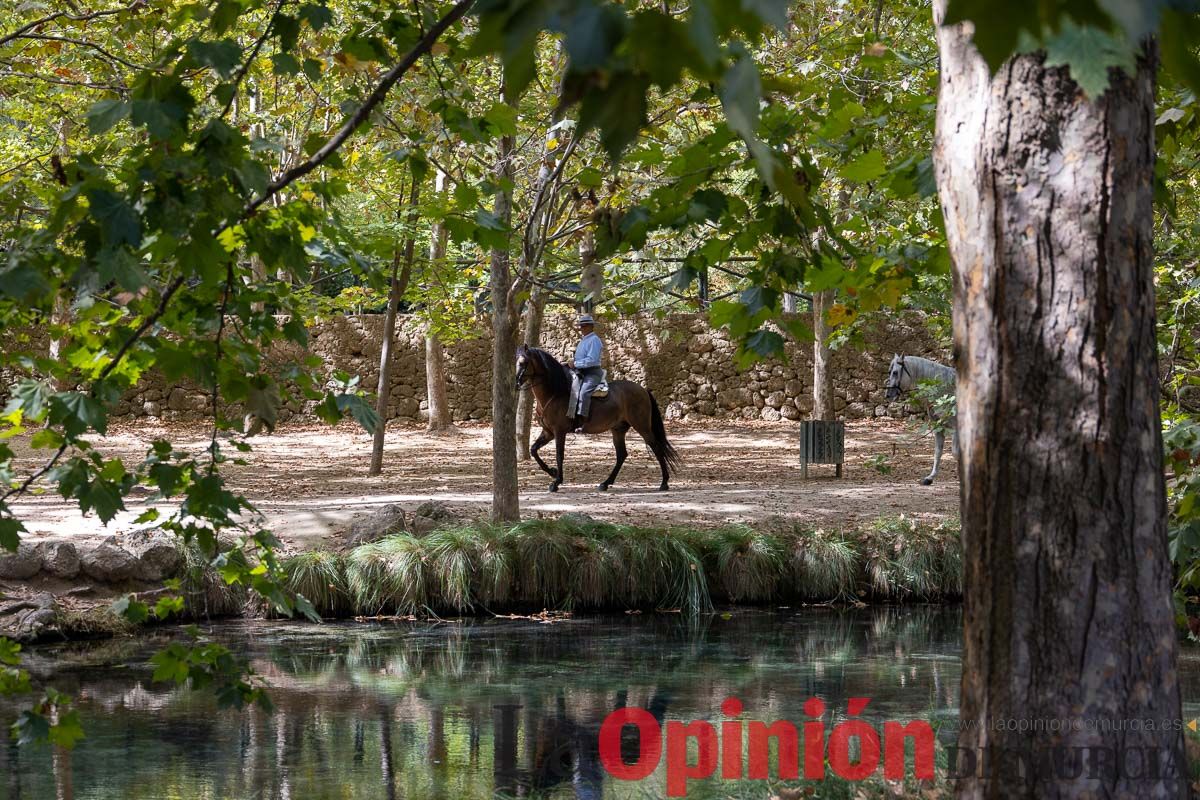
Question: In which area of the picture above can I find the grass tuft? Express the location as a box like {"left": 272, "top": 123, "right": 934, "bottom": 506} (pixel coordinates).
{"left": 281, "top": 550, "right": 349, "bottom": 617}
{"left": 177, "top": 540, "right": 247, "bottom": 618}
{"left": 792, "top": 528, "right": 860, "bottom": 601}
{"left": 345, "top": 534, "right": 428, "bottom": 614}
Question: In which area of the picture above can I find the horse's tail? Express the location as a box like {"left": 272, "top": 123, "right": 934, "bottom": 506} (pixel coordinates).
{"left": 646, "top": 390, "right": 682, "bottom": 476}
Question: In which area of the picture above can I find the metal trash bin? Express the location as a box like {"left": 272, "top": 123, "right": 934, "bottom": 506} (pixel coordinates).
{"left": 799, "top": 420, "right": 845, "bottom": 479}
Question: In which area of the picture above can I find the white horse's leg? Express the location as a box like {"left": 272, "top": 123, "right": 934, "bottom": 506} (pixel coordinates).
{"left": 922, "top": 431, "right": 944, "bottom": 485}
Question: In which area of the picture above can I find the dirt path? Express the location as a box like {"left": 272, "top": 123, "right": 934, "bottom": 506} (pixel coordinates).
{"left": 7, "top": 418, "right": 958, "bottom": 551}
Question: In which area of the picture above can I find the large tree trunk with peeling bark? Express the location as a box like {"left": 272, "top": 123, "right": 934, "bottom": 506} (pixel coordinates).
{"left": 933, "top": 6, "right": 1184, "bottom": 798}
{"left": 490, "top": 118, "right": 520, "bottom": 522}
{"left": 811, "top": 289, "right": 834, "bottom": 421}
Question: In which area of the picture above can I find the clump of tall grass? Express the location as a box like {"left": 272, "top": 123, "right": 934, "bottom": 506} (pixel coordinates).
{"left": 791, "top": 528, "right": 860, "bottom": 601}
{"left": 693, "top": 525, "right": 786, "bottom": 602}
{"left": 617, "top": 525, "right": 709, "bottom": 612}
{"left": 345, "top": 534, "right": 428, "bottom": 614}
{"left": 861, "top": 516, "right": 955, "bottom": 599}
{"left": 281, "top": 550, "right": 349, "bottom": 617}
{"left": 177, "top": 540, "right": 247, "bottom": 618}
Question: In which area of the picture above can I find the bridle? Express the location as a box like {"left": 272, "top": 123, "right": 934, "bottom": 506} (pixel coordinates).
{"left": 886, "top": 357, "right": 911, "bottom": 400}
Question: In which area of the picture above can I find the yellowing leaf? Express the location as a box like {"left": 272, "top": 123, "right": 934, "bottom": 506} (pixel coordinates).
{"left": 217, "top": 226, "right": 245, "bottom": 253}
{"left": 298, "top": 223, "right": 316, "bottom": 242}
{"left": 826, "top": 303, "right": 857, "bottom": 327}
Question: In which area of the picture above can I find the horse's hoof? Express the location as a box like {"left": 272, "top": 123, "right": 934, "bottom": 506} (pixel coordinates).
{"left": 920, "top": 477, "right": 934, "bottom": 486}
{"left": 658, "top": 485, "right": 669, "bottom": 492}
{"left": 597, "top": 483, "right": 609, "bottom": 492}
{"left": 548, "top": 483, "right": 559, "bottom": 493}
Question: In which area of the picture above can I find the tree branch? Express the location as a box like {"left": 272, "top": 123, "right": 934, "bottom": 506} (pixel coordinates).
{"left": 243, "top": 0, "right": 475, "bottom": 218}
{"left": 0, "top": 0, "right": 146, "bottom": 49}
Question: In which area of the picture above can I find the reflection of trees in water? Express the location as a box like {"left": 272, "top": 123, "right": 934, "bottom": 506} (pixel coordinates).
{"left": 1, "top": 609, "right": 962, "bottom": 798}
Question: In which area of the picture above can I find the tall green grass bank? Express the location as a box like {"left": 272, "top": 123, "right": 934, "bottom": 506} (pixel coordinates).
{"left": 279, "top": 515, "right": 962, "bottom": 618}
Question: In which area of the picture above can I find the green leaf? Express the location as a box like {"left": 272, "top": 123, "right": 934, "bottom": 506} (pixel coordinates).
{"left": 111, "top": 595, "right": 149, "bottom": 623}
{"left": 577, "top": 71, "right": 651, "bottom": 161}
{"left": 86, "top": 190, "right": 141, "bottom": 248}
{"left": 942, "top": 0, "right": 1038, "bottom": 72}
{"left": 51, "top": 392, "right": 107, "bottom": 436}
{"left": 86, "top": 99, "right": 129, "bottom": 135}
{"left": 839, "top": 150, "right": 887, "bottom": 183}
{"left": 48, "top": 710, "right": 84, "bottom": 750}
{"left": 13, "top": 710, "right": 51, "bottom": 745}
{"left": 271, "top": 52, "right": 302, "bottom": 76}
{"left": 743, "top": 328, "right": 785, "bottom": 359}
{"left": 0, "top": 638, "right": 20, "bottom": 666}
{"left": 1042, "top": 18, "right": 1137, "bottom": 98}
{"left": 300, "top": 3, "right": 333, "bottom": 31}
{"left": 719, "top": 55, "right": 761, "bottom": 143}
{"left": 483, "top": 102, "right": 518, "bottom": 137}
{"left": 336, "top": 394, "right": 379, "bottom": 434}
{"left": 96, "top": 247, "right": 148, "bottom": 290}
{"left": 154, "top": 596, "right": 185, "bottom": 619}
{"left": 0, "top": 518, "right": 23, "bottom": 553}
{"left": 188, "top": 39, "right": 243, "bottom": 79}
{"left": 740, "top": 0, "right": 789, "bottom": 29}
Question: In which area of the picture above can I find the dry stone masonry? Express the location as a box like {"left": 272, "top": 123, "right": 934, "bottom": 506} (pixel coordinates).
{"left": 8, "top": 312, "right": 948, "bottom": 424}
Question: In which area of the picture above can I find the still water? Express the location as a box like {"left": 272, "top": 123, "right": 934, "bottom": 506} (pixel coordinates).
{"left": 2, "top": 607, "right": 1198, "bottom": 799}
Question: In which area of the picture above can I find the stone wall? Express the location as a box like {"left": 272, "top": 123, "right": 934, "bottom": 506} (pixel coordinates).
{"left": 87, "top": 311, "right": 948, "bottom": 424}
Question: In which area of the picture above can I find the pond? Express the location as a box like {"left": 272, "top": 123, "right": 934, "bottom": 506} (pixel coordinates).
{"left": 2, "top": 607, "right": 1199, "bottom": 799}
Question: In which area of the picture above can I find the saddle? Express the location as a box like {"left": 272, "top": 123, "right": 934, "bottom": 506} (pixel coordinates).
{"left": 568, "top": 368, "right": 609, "bottom": 413}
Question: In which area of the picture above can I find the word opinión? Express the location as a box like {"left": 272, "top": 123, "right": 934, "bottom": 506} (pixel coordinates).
{"left": 597, "top": 697, "right": 933, "bottom": 797}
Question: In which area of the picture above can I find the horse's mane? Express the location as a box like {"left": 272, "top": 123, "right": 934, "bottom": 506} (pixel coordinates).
{"left": 902, "top": 355, "right": 955, "bottom": 387}
{"left": 526, "top": 347, "right": 573, "bottom": 397}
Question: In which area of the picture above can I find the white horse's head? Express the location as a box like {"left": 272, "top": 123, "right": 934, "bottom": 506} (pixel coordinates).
{"left": 884, "top": 354, "right": 910, "bottom": 401}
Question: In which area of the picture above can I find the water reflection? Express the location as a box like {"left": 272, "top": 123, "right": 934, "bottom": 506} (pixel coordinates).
{"left": 4, "top": 607, "right": 975, "bottom": 798}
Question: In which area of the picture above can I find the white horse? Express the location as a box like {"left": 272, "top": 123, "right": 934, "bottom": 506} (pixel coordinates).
{"left": 884, "top": 354, "right": 957, "bottom": 485}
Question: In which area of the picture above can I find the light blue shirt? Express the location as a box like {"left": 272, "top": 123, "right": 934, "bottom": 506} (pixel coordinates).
{"left": 574, "top": 332, "right": 603, "bottom": 369}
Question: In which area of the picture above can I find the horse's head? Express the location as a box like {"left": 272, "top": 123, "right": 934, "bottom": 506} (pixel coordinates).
{"left": 884, "top": 354, "right": 909, "bottom": 401}
{"left": 515, "top": 344, "right": 531, "bottom": 389}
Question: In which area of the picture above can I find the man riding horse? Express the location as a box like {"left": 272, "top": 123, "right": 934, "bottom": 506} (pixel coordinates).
{"left": 568, "top": 314, "right": 603, "bottom": 433}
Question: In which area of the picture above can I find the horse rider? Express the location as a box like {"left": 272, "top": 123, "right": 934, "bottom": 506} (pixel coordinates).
{"left": 569, "top": 313, "right": 604, "bottom": 433}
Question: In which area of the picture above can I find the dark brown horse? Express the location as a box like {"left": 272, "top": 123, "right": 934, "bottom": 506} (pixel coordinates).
{"left": 515, "top": 345, "right": 681, "bottom": 492}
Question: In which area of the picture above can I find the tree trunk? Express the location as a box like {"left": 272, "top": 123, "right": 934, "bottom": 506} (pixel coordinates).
{"left": 369, "top": 178, "right": 422, "bottom": 476}
{"left": 425, "top": 332, "right": 451, "bottom": 432}
{"left": 490, "top": 111, "right": 520, "bottom": 522}
{"left": 515, "top": 286, "right": 546, "bottom": 461}
{"left": 811, "top": 289, "right": 834, "bottom": 421}
{"left": 933, "top": 6, "right": 1184, "bottom": 798}
{"left": 579, "top": 227, "right": 601, "bottom": 311}
{"left": 425, "top": 171, "right": 452, "bottom": 432}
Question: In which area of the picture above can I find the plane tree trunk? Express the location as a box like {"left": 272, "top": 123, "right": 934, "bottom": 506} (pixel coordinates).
{"left": 490, "top": 101, "right": 520, "bottom": 522}
{"left": 933, "top": 5, "right": 1184, "bottom": 797}
{"left": 369, "top": 178, "right": 421, "bottom": 476}
{"left": 811, "top": 289, "right": 834, "bottom": 421}
{"left": 425, "top": 171, "right": 452, "bottom": 432}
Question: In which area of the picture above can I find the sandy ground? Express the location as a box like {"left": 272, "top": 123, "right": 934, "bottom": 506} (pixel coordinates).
{"left": 6, "top": 417, "right": 958, "bottom": 551}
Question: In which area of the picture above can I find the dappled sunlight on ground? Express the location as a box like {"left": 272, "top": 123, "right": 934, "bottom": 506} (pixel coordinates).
{"left": 7, "top": 418, "right": 958, "bottom": 550}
